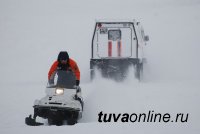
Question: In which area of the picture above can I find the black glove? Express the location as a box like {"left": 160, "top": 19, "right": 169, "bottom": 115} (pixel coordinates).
{"left": 48, "top": 79, "right": 54, "bottom": 85}
{"left": 76, "top": 80, "right": 80, "bottom": 86}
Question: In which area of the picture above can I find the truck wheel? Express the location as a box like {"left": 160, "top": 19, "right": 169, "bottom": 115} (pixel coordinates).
{"left": 90, "top": 69, "right": 95, "bottom": 80}
{"left": 135, "top": 63, "right": 143, "bottom": 81}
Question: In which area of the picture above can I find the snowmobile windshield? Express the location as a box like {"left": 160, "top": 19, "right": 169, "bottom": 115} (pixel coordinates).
{"left": 48, "top": 70, "right": 76, "bottom": 89}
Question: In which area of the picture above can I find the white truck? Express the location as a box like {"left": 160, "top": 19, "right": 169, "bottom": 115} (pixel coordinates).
{"left": 90, "top": 20, "right": 149, "bottom": 80}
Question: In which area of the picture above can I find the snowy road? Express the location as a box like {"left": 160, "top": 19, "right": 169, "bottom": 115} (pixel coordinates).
{"left": 0, "top": 0, "right": 200, "bottom": 133}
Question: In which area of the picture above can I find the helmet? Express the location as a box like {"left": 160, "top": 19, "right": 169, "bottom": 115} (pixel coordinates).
{"left": 57, "top": 51, "right": 69, "bottom": 62}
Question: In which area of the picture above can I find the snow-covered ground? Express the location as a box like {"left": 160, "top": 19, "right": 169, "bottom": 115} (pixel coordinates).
{"left": 0, "top": 0, "right": 200, "bottom": 133}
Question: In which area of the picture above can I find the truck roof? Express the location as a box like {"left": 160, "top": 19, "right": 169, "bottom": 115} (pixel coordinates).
{"left": 95, "top": 19, "right": 137, "bottom": 23}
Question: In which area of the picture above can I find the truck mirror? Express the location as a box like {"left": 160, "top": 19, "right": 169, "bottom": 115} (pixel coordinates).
{"left": 144, "top": 35, "right": 149, "bottom": 42}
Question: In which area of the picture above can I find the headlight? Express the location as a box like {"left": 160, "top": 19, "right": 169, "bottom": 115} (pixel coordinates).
{"left": 55, "top": 88, "right": 64, "bottom": 95}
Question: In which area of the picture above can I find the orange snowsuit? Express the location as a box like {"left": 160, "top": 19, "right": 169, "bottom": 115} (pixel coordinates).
{"left": 48, "top": 58, "right": 80, "bottom": 81}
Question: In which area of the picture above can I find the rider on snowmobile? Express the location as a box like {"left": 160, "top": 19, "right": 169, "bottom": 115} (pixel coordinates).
{"left": 48, "top": 51, "right": 80, "bottom": 86}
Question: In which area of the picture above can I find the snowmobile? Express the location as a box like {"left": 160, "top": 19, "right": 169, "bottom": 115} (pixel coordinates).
{"left": 90, "top": 20, "right": 149, "bottom": 80}
{"left": 25, "top": 70, "right": 84, "bottom": 126}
